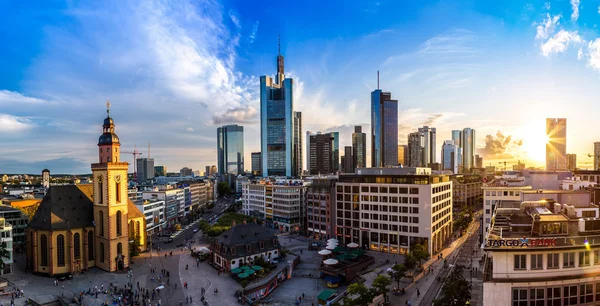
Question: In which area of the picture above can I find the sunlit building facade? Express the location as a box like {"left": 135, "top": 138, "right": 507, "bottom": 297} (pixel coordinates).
{"left": 352, "top": 126, "right": 367, "bottom": 169}
{"left": 418, "top": 126, "right": 436, "bottom": 166}
{"left": 462, "top": 128, "right": 476, "bottom": 172}
{"left": 546, "top": 118, "right": 567, "bottom": 170}
{"left": 217, "top": 124, "right": 244, "bottom": 175}
{"left": 371, "top": 89, "right": 398, "bottom": 167}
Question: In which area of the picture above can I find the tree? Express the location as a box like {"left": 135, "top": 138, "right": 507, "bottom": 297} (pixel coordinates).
{"left": 434, "top": 265, "right": 471, "bottom": 306}
{"left": 372, "top": 275, "right": 392, "bottom": 296}
{"left": 343, "top": 283, "right": 375, "bottom": 306}
{"left": 388, "top": 264, "right": 408, "bottom": 288}
{"left": 404, "top": 253, "right": 418, "bottom": 271}
{"left": 0, "top": 242, "right": 10, "bottom": 270}
{"left": 129, "top": 235, "right": 141, "bottom": 257}
{"left": 217, "top": 182, "right": 231, "bottom": 197}
{"left": 240, "top": 280, "right": 249, "bottom": 289}
{"left": 412, "top": 244, "right": 430, "bottom": 269}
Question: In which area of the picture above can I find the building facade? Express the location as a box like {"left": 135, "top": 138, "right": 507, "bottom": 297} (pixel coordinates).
{"left": 343, "top": 146, "right": 354, "bottom": 174}
{"left": 594, "top": 142, "right": 600, "bottom": 170}
{"left": 418, "top": 126, "right": 436, "bottom": 166}
{"left": 408, "top": 132, "right": 424, "bottom": 167}
{"left": 475, "top": 154, "right": 483, "bottom": 169}
{"left": 307, "top": 132, "right": 334, "bottom": 175}
{"left": 546, "top": 118, "right": 567, "bottom": 170}
{"left": 251, "top": 152, "right": 262, "bottom": 176}
{"left": 136, "top": 158, "right": 155, "bottom": 184}
{"left": 135, "top": 199, "right": 166, "bottom": 237}
{"left": 217, "top": 124, "right": 244, "bottom": 176}
{"left": 398, "top": 145, "right": 408, "bottom": 167}
{"left": 142, "top": 188, "right": 184, "bottom": 227}
{"left": 0, "top": 218, "right": 13, "bottom": 274}
{"left": 567, "top": 153, "right": 577, "bottom": 171}
{"left": 451, "top": 175, "right": 482, "bottom": 208}
{"left": 462, "top": 128, "right": 476, "bottom": 172}
{"left": 180, "top": 167, "right": 193, "bottom": 177}
{"left": 352, "top": 126, "right": 367, "bottom": 169}
{"left": 442, "top": 140, "right": 459, "bottom": 173}
{"left": 336, "top": 168, "right": 452, "bottom": 255}
{"left": 306, "top": 177, "right": 337, "bottom": 240}
{"left": 154, "top": 166, "right": 166, "bottom": 177}
{"left": 371, "top": 89, "right": 398, "bottom": 167}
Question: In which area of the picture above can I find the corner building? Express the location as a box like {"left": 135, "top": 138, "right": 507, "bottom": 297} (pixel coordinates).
{"left": 26, "top": 107, "right": 146, "bottom": 276}
{"left": 335, "top": 168, "right": 452, "bottom": 255}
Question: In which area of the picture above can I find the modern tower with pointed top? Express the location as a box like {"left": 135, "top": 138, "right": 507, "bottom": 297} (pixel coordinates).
{"left": 371, "top": 73, "right": 398, "bottom": 168}
{"left": 260, "top": 38, "right": 301, "bottom": 177}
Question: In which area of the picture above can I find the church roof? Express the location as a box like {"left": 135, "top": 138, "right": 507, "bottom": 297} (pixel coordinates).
{"left": 127, "top": 199, "right": 144, "bottom": 218}
{"left": 28, "top": 185, "right": 95, "bottom": 231}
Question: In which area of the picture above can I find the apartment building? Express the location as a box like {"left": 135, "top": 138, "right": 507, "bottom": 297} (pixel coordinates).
{"left": 242, "top": 179, "right": 306, "bottom": 232}
{"left": 0, "top": 218, "right": 13, "bottom": 274}
{"left": 483, "top": 199, "right": 600, "bottom": 305}
{"left": 142, "top": 189, "right": 184, "bottom": 226}
{"left": 451, "top": 174, "right": 483, "bottom": 207}
{"left": 306, "top": 177, "right": 337, "bottom": 240}
{"left": 335, "top": 168, "right": 452, "bottom": 255}
{"left": 135, "top": 199, "right": 166, "bottom": 234}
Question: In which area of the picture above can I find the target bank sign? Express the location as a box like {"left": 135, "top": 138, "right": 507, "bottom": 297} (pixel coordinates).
{"left": 486, "top": 237, "right": 557, "bottom": 247}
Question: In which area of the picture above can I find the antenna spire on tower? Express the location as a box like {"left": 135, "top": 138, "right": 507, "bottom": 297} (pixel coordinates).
{"left": 278, "top": 34, "right": 281, "bottom": 56}
{"left": 106, "top": 99, "right": 111, "bottom": 117}
{"left": 377, "top": 71, "right": 380, "bottom": 90}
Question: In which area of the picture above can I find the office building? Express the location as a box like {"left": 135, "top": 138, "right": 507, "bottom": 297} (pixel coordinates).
{"left": 154, "top": 166, "right": 166, "bottom": 177}
{"left": 418, "top": 126, "right": 436, "bottom": 166}
{"left": 441, "top": 140, "right": 459, "bottom": 173}
{"left": 343, "top": 146, "right": 354, "bottom": 174}
{"left": 307, "top": 132, "right": 334, "bottom": 175}
{"left": 251, "top": 152, "right": 262, "bottom": 176}
{"left": 407, "top": 132, "right": 424, "bottom": 167}
{"left": 483, "top": 198, "right": 600, "bottom": 305}
{"left": 451, "top": 130, "right": 463, "bottom": 171}
{"left": 335, "top": 167, "right": 452, "bottom": 254}
{"left": 142, "top": 189, "right": 184, "bottom": 226}
{"left": 135, "top": 199, "right": 166, "bottom": 235}
{"left": 0, "top": 205, "right": 28, "bottom": 253}
{"left": 398, "top": 145, "right": 408, "bottom": 166}
{"left": 462, "top": 128, "right": 476, "bottom": 172}
{"left": 331, "top": 132, "right": 339, "bottom": 173}
{"left": 546, "top": 118, "right": 567, "bottom": 170}
{"left": 482, "top": 175, "right": 532, "bottom": 235}
{"left": 306, "top": 177, "right": 337, "bottom": 240}
{"left": 451, "top": 175, "right": 482, "bottom": 208}
{"left": 371, "top": 88, "right": 398, "bottom": 167}
{"left": 260, "top": 44, "right": 301, "bottom": 177}
{"left": 136, "top": 158, "right": 155, "bottom": 184}
{"left": 180, "top": 167, "right": 193, "bottom": 177}
{"left": 566, "top": 153, "right": 577, "bottom": 171}
{"left": 475, "top": 154, "right": 483, "bottom": 169}
{"left": 0, "top": 218, "right": 13, "bottom": 274}
{"left": 595, "top": 142, "right": 600, "bottom": 170}
{"left": 210, "top": 165, "right": 217, "bottom": 175}
{"left": 217, "top": 124, "right": 244, "bottom": 176}
{"left": 242, "top": 179, "right": 306, "bottom": 232}
{"left": 352, "top": 126, "right": 367, "bottom": 169}
{"left": 205, "top": 166, "right": 210, "bottom": 177}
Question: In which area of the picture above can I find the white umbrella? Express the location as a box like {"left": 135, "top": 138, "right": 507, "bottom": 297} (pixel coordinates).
{"left": 327, "top": 238, "right": 338, "bottom": 243}
{"left": 318, "top": 249, "right": 332, "bottom": 255}
{"left": 347, "top": 242, "right": 359, "bottom": 248}
{"left": 323, "top": 258, "right": 339, "bottom": 265}
{"left": 155, "top": 285, "right": 165, "bottom": 290}
{"left": 326, "top": 245, "right": 336, "bottom": 250}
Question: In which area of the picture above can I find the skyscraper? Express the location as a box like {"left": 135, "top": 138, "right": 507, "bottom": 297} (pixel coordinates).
{"left": 595, "top": 142, "right": 600, "bottom": 170}
{"left": 441, "top": 140, "right": 459, "bottom": 173}
{"left": 251, "top": 152, "right": 262, "bottom": 176}
{"left": 352, "top": 126, "right": 366, "bottom": 169}
{"left": 154, "top": 165, "right": 166, "bottom": 177}
{"left": 260, "top": 40, "right": 299, "bottom": 177}
{"left": 475, "top": 154, "right": 483, "bottom": 168}
{"left": 566, "top": 153, "right": 577, "bottom": 171}
{"left": 418, "top": 126, "right": 436, "bottom": 166}
{"left": 451, "top": 130, "right": 463, "bottom": 171}
{"left": 546, "top": 118, "right": 567, "bottom": 170}
{"left": 408, "top": 132, "right": 424, "bottom": 167}
{"left": 217, "top": 124, "right": 244, "bottom": 175}
{"left": 398, "top": 145, "right": 408, "bottom": 166}
{"left": 307, "top": 132, "right": 334, "bottom": 175}
{"left": 331, "top": 132, "right": 340, "bottom": 173}
{"left": 462, "top": 128, "right": 476, "bottom": 172}
{"left": 371, "top": 87, "right": 398, "bottom": 167}
{"left": 343, "top": 146, "right": 354, "bottom": 173}
{"left": 136, "top": 158, "right": 155, "bottom": 184}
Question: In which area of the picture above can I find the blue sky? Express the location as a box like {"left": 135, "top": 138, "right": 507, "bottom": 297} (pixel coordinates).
{"left": 1, "top": 0, "right": 600, "bottom": 174}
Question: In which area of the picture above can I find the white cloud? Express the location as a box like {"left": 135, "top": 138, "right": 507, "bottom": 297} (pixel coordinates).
{"left": 587, "top": 39, "right": 600, "bottom": 70}
{"left": 229, "top": 10, "right": 241, "bottom": 28}
{"left": 571, "top": 0, "right": 580, "bottom": 21}
{"left": 541, "top": 30, "right": 583, "bottom": 56}
{"left": 598, "top": 5, "right": 600, "bottom": 14}
{"left": 544, "top": 2, "right": 551, "bottom": 10}
{"left": 419, "top": 29, "right": 477, "bottom": 57}
{"left": 578, "top": 48, "right": 584, "bottom": 60}
{"left": 0, "top": 114, "right": 32, "bottom": 132}
{"left": 249, "top": 21, "right": 259, "bottom": 44}
{"left": 535, "top": 14, "right": 561, "bottom": 39}
{"left": 211, "top": 105, "right": 258, "bottom": 125}
{"left": 0, "top": 90, "right": 48, "bottom": 104}
{"left": 185, "top": 127, "right": 194, "bottom": 132}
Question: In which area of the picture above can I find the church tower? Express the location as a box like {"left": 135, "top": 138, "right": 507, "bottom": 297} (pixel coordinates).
{"left": 92, "top": 101, "right": 130, "bottom": 272}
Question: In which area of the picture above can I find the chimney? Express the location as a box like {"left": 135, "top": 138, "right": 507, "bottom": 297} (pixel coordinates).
{"left": 232, "top": 221, "right": 236, "bottom": 227}
{"left": 243, "top": 220, "right": 247, "bottom": 225}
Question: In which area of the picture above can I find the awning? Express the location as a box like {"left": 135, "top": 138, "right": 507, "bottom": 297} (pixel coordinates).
{"left": 317, "top": 289, "right": 337, "bottom": 301}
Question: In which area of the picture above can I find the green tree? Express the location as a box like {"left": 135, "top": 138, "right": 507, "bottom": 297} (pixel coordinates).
{"left": 343, "top": 283, "right": 375, "bottom": 306}
{"left": 372, "top": 274, "right": 392, "bottom": 296}
{"left": 217, "top": 182, "right": 231, "bottom": 197}
{"left": 434, "top": 265, "right": 471, "bottom": 306}
{"left": 412, "top": 244, "right": 430, "bottom": 269}
{"left": 388, "top": 264, "right": 408, "bottom": 288}
{"left": 240, "top": 279, "right": 249, "bottom": 290}
{"left": 404, "top": 253, "right": 418, "bottom": 271}
{"left": 129, "top": 236, "right": 141, "bottom": 257}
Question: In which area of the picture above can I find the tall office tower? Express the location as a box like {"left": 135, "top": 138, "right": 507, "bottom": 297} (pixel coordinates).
{"left": 307, "top": 132, "right": 334, "bottom": 175}
{"left": 462, "top": 128, "right": 476, "bottom": 172}
{"left": 418, "top": 126, "right": 437, "bottom": 166}
{"left": 217, "top": 124, "right": 244, "bottom": 175}
{"left": 305, "top": 131, "right": 312, "bottom": 173}
{"left": 205, "top": 166, "right": 210, "bottom": 176}
{"left": 251, "top": 152, "right": 262, "bottom": 176}
{"left": 331, "top": 132, "right": 340, "bottom": 173}
{"left": 136, "top": 158, "right": 155, "bottom": 184}
{"left": 475, "top": 154, "right": 483, "bottom": 168}
{"left": 407, "top": 132, "right": 424, "bottom": 167}
{"left": 371, "top": 85, "right": 399, "bottom": 167}
{"left": 343, "top": 146, "right": 354, "bottom": 173}
{"left": 180, "top": 167, "right": 193, "bottom": 177}
{"left": 260, "top": 41, "right": 297, "bottom": 177}
{"left": 154, "top": 166, "right": 166, "bottom": 177}
{"left": 595, "top": 142, "right": 600, "bottom": 170}
{"left": 546, "top": 118, "right": 567, "bottom": 170}
{"left": 451, "top": 130, "right": 463, "bottom": 171}
{"left": 352, "top": 126, "right": 367, "bottom": 169}
{"left": 398, "top": 145, "right": 408, "bottom": 166}
{"left": 441, "top": 140, "right": 459, "bottom": 173}
{"left": 566, "top": 153, "right": 577, "bottom": 171}
{"left": 293, "top": 111, "right": 303, "bottom": 177}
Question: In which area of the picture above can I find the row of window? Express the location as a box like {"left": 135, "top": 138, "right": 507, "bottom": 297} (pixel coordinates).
{"left": 514, "top": 251, "right": 600, "bottom": 270}
{"left": 512, "top": 283, "right": 599, "bottom": 306}
{"left": 336, "top": 185, "right": 421, "bottom": 195}
{"left": 39, "top": 232, "right": 97, "bottom": 266}
{"left": 485, "top": 190, "right": 521, "bottom": 197}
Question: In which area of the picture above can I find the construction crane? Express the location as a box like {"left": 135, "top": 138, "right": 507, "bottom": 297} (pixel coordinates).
{"left": 122, "top": 145, "right": 143, "bottom": 180}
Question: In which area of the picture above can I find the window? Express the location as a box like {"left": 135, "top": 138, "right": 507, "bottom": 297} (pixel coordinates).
{"left": 491, "top": 191, "right": 496, "bottom": 196}
{"left": 116, "top": 182, "right": 121, "bottom": 203}
{"left": 485, "top": 209, "right": 490, "bottom": 215}
{"left": 579, "top": 251, "right": 590, "bottom": 266}
{"left": 595, "top": 250, "right": 600, "bottom": 265}
{"left": 99, "top": 210, "right": 104, "bottom": 237}
{"left": 117, "top": 242, "right": 122, "bottom": 255}
{"left": 582, "top": 210, "right": 596, "bottom": 218}
{"left": 88, "top": 231, "right": 94, "bottom": 260}
{"left": 547, "top": 287, "right": 561, "bottom": 306}
{"left": 563, "top": 285, "right": 578, "bottom": 305}
{"left": 100, "top": 242, "right": 105, "bottom": 263}
{"left": 514, "top": 254, "right": 526, "bottom": 270}
{"left": 563, "top": 252, "right": 575, "bottom": 268}
{"left": 74, "top": 233, "right": 81, "bottom": 260}
{"left": 529, "top": 288, "right": 545, "bottom": 306}
{"left": 512, "top": 288, "right": 527, "bottom": 306}
{"left": 99, "top": 182, "right": 103, "bottom": 203}
{"left": 547, "top": 253, "right": 559, "bottom": 269}
{"left": 531, "top": 254, "right": 543, "bottom": 270}
{"left": 40, "top": 234, "right": 48, "bottom": 266}
{"left": 580, "top": 284, "right": 593, "bottom": 304}
{"left": 116, "top": 211, "right": 122, "bottom": 236}
{"left": 485, "top": 191, "right": 490, "bottom": 196}
{"left": 485, "top": 200, "right": 490, "bottom": 206}
{"left": 57, "top": 234, "right": 65, "bottom": 267}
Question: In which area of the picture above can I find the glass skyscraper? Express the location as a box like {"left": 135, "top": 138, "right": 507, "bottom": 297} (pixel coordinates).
{"left": 441, "top": 140, "right": 459, "bottom": 173}
{"left": 418, "top": 126, "right": 436, "bottom": 166}
{"left": 217, "top": 124, "right": 244, "bottom": 175}
{"left": 331, "top": 132, "right": 339, "bottom": 173}
{"left": 371, "top": 89, "right": 398, "bottom": 167}
{"left": 260, "top": 44, "right": 301, "bottom": 177}
{"left": 407, "top": 132, "right": 424, "bottom": 167}
{"left": 462, "top": 128, "right": 475, "bottom": 172}
{"left": 546, "top": 118, "right": 567, "bottom": 170}
{"left": 352, "top": 126, "right": 366, "bottom": 168}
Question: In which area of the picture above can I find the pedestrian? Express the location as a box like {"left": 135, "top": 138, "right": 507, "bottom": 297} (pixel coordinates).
{"left": 302, "top": 293, "right": 305, "bottom": 299}
{"left": 179, "top": 299, "right": 182, "bottom": 306}
{"left": 186, "top": 296, "right": 189, "bottom": 304}
{"left": 189, "top": 296, "right": 192, "bottom": 303}
{"left": 417, "top": 288, "right": 420, "bottom": 297}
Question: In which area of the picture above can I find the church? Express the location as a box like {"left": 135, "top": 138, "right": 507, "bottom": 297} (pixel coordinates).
{"left": 26, "top": 104, "right": 146, "bottom": 276}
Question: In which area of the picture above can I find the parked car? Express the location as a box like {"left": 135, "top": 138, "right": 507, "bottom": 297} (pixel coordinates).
{"left": 166, "top": 238, "right": 174, "bottom": 243}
